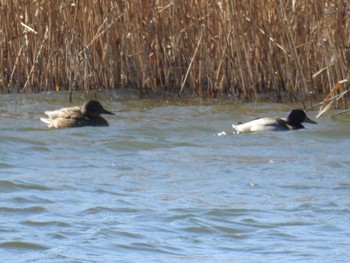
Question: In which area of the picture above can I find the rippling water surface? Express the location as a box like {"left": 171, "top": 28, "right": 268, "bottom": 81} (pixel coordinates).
{"left": 1, "top": 93, "right": 350, "bottom": 262}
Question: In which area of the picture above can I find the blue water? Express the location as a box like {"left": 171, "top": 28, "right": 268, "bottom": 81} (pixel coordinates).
{"left": 1, "top": 94, "right": 350, "bottom": 262}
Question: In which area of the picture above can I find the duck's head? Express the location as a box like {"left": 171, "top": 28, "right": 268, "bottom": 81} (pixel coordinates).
{"left": 83, "top": 100, "right": 115, "bottom": 117}
{"left": 286, "top": 109, "right": 317, "bottom": 126}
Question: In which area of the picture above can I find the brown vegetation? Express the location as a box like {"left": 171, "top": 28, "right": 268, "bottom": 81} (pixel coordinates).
{"left": 1, "top": 1, "right": 350, "bottom": 104}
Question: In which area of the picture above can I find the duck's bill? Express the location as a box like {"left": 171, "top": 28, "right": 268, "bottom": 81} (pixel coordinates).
{"left": 103, "top": 109, "right": 115, "bottom": 115}
{"left": 305, "top": 116, "right": 317, "bottom": 124}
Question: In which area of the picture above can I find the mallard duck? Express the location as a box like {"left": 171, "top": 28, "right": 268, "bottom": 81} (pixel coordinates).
{"left": 40, "top": 100, "right": 115, "bottom": 128}
{"left": 233, "top": 109, "right": 317, "bottom": 133}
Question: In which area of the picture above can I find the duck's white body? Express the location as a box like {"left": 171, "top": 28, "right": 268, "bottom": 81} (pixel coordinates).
{"left": 233, "top": 117, "right": 289, "bottom": 133}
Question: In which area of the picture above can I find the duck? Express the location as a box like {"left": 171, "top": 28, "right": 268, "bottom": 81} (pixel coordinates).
{"left": 233, "top": 109, "right": 317, "bottom": 133}
{"left": 40, "top": 100, "right": 115, "bottom": 128}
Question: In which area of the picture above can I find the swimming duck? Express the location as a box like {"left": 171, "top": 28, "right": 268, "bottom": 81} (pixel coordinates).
{"left": 40, "top": 100, "right": 115, "bottom": 128}
{"left": 233, "top": 109, "right": 317, "bottom": 133}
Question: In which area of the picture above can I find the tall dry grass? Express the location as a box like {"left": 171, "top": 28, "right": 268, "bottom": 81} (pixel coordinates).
{"left": 1, "top": 0, "right": 350, "bottom": 104}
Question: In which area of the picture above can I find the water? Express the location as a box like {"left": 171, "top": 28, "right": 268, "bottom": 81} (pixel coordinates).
{"left": 1, "top": 93, "right": 350, "bottom": 262}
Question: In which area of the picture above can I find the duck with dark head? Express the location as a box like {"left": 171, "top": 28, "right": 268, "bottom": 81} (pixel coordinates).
{"left": 233, "top": 109, "right": 317, "bottom": 133}
{"left": 41, "top": 100, "right": 115, "bottom": 128}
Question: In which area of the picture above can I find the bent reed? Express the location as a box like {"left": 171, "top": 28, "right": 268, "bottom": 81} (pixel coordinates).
{"left": 1, "top": 1, "right": 350, "bottom": 104}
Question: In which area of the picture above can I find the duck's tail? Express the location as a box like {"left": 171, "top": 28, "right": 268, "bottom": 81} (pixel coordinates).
{"left": 232, "top": 124, "right": 240, "bottom": 131}
{"left": 40, "top": 117, "right": 55, "bottom": 128}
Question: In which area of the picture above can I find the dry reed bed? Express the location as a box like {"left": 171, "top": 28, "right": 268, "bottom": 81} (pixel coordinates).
{"left": 0, "top": 0, "right": 350, "bottom": 104}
